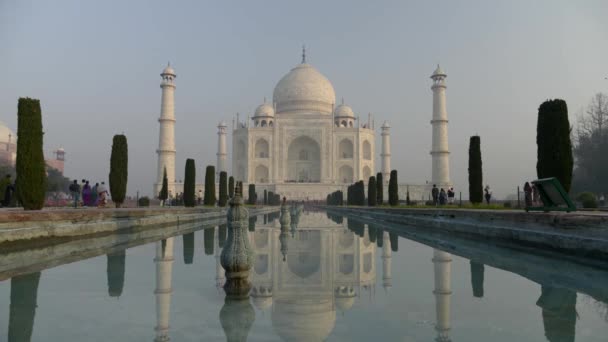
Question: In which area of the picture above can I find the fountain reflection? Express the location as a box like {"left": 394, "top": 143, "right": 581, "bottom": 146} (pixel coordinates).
{"left": 153, "top": 238, "right": 174, "bottom": 342}
{"left": 246, "top": 211, "right": 377, "bottom": 341}
{"left": 8, "top": 271, "right": 41, "bottom": 342}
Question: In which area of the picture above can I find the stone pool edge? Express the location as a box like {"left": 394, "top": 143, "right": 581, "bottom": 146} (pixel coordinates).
{"left": 324, "top": 206, "right": 608, "bottom": 258}
{"left": 0, "top": 206, "right": 280, "bottom": 244}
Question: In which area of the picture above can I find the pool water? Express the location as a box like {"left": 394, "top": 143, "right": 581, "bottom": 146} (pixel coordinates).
{"left": 1, "top": 209, "right": 607, "bottom": 341}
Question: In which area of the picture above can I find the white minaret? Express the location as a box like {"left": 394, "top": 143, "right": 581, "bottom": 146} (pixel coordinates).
{"left": 382, "top": 231, "right": 392, "bottom": 290}
{"left": 432, "top": 249, "right": 452, "bottom": 342}
{"left": 380, "top": 121, "right": 391, "bottom": 184}
{"left": 155, "top": 63, "right": 177, "bottom": 197}
{"left": 216, "top": 121, "right": 228, "bottom": 177}
{"left": 430, "top": 65, "right": 451, "bottom": 187}
{"left": 154, "top": 238, "right": 175, "bottom": 342}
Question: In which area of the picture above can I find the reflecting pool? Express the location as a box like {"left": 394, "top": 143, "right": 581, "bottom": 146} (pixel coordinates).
{"left": 1, "top": 209, "right": 607, "bottom": 341}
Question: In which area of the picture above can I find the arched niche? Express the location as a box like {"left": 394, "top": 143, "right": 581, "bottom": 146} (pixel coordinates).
{"left": 362, "top": 140, "right": 372, "bottom": 160}
{"left": 286, "top": 136, "right": 321, "bottom": 183}
{"left": 255, "top": 139, "right": 269, "bottom": 158}
{"left": 339, "top": 139, "right": 353, "bottom": 159}
{"left": 339, "top": 165, "right": 353, "bottom": 184}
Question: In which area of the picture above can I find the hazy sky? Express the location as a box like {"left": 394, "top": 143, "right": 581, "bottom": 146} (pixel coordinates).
{"left": 1, "top": 0, "right": 607, "bottom": 198}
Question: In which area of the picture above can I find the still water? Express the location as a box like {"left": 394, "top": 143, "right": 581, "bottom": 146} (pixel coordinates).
{"left": 1, "top": 209, "right": 607, "bottom": 341}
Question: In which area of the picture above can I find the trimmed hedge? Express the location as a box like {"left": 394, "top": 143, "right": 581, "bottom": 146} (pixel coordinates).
{"left": 203, "top": 165, "right": 216, "bottom": 206}
{"left": 218, "top": 171, "right": 228, "bottom": 207}
{"left": 376, "top": 172, "right": 383, "bottom": 205}
{"left": 389, "top": 170, "right": 399, "bottom": 206}
{"left": 228, "top": 176, "right": 235, "bottom": 198}
{"left": 159, "top": 167, "right": 168, "bottom": 201}
{"left": 537, "top": 99, "right": 573, "bottom": 192}
{"left": 183, "top": 159, "right": 196, "bottom": 207}
{"left": 468, "top": 136, "right": 483, "bottom": 204}
{"left": 368, "top": 176, "right": 377, "bottom": 206}
{"left": 109, "top": 134, "right": 128, "bottom": 208}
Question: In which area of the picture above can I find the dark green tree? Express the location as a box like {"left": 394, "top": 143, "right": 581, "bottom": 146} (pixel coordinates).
{"left": 468, "top": 136, "right": 483, "bottom": 204}
{"left": 376, "top": 172, "right": 383, "bottom": 205}
{"left": 183, "top": 159, "right": 196, "bottom": 207}
{"left": 537, "top": 99, "right": 574, "bottom": 192}
{"left": 15, "top": 98, "right": 46, "bottom": 210}
{"left": 368, "top": 176, "right": 377, "bottom": 206}
{"left": 203, "top": 165, "right": 216, "bottom": 206}
{"left": 263, "top": 189, "right": 268, "bottom": 205}
{"left": 388, "top": 170, "right": 399, "bottom": 206}
{"left": 159, "top": 167, "right": 168, "bottom": 202}
{"left": 228, "top": 176, "right": 235, "bottom": 198}
{"left": 218, "top": 171, "right": 228, "bottom": 207}
{"left": 248, "top": 184, "right": 256, "bottom": 205}
{"left": 109, "top": 134, "right": 128, "bottom": 208}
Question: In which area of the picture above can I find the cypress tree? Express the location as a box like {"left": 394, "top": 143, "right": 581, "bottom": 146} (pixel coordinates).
{"left": 218, "top": 171, "right": 228, "bottom": 207}
{"left": 203, "top": 228, "right": 214, "bottom": 255}
{"left": 15, "top": 98, "right": 46, "bottom": 210}
{"left": 376, "top": 172, "right": 383, "bottom": 205}
{"left": 228, "top": 176, "right": 235, "bottom": 198}
{"left": 159, "top": 167, "right": 168, "bottom": 202}
{"left": 264, "top": 189, "right": 268, "bottom": 205}
{"left": 468, "top": 136, "right": 483, "bottom": 204}
{"left": 183, "top": 159, "right": 196, "bottom": 207}
{"left": 368, "top": 176, "right": 377, "bottom": 206}
{"left": 109, "top": 134, "right": 128, "bottom": 208}
{"left": 537, "top": 99, "right": 574, "bottom": 192}
{"left": 248, "top": 184, "right": 256, "bottom": 205}
{"left": 203, "top": 165, "right": 216, "bottom": 206}
{"left": 357, "top": 181, "right": 365, "bottom": 205}
{"left": 388, "top": 170, "right": 399, "bottom": 206}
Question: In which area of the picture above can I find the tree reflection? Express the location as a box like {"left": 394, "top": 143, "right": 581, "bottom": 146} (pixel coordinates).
{"left": 182, "top": 233, "right": 194, "bottom": 265}
{"left": 9, "top": 272, "right": 41, "bottom": 342}
{"left": 107, "top": 250, "right": 126, "bottom": 297}
{"left": 204, "top": 227, "right": 215, "bottom": 256}
{"left": 470, "top": 261, "right": 484, "bottom": 298}
{"left": 536, "top": 286, "right": 577, "bottom": 342}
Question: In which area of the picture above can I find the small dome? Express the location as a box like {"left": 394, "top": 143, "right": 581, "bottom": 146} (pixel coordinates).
{"left": 56, "top": 147, "right": 65, "bottom": 152}
{"left": 381, "top": 121, "right": 390, "bottom": 129}
{"left": 218, "top": 121, "right": 227, "bottom": 127}
{"left": 335, "top": 286, "right": 356, "bottom": 311}
{"left": 252, "top": 296, "right": 273, "bottom": 311}
{"left": 254, "top": 103, "right": 275, "bottom": 118}
{"left": 0, "top": 120, "right": 16, "bottom": 144}
{"left": 334, "top": 100, "right": 354, "bottom": 118}
{"left": 273, "top": 63, "right": 336, "bottom": 115}
{"left": 161, "top": 63, "right": 176, "bottom": 76}
{"left": 431, "top": 64, "right": 446, "bottom": 78}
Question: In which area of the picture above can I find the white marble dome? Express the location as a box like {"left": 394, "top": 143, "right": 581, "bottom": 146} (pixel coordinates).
{"left": 254, "top": 103, "right": 275, "bottom": 118}
{"left": 334, "top": 101, "right": 354, "bottom": 118}
{"left": 273, "top": 63, "right": 336, "bottom": 115}
{"left": 162, "top": 64, "right": 176, "bottom": 75}
{"left": 0, "top": 120, "right": 15, "bottom": 144}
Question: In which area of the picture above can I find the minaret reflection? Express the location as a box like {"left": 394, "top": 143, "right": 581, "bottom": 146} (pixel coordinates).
{"left": 382, "top": 231, "right": 392, "bottom": 290}
{"left": 8, "top": 272, "right": 41, "bottom": 342}
{"left": 154, "top": 238, "right": 174, "bottom": 342}
{"left": 215, "top": 226, "right": 225, "bottom": 289}
{"left": 536, "top": 286, "right": 577, "bottom": 342}
{"left": 432, "top": 249, "right": 452, "bottom": 342}
{"left": 279, "top": 203, "right": 291, "bottom": 262}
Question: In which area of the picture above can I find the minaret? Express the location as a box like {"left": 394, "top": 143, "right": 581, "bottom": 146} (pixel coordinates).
{"left": 432, "top": 249, "right": 452, "bottom": 342}
{"left": 380, "top": 121, "right": 391, "bottom": 184}
{"left": 155, "top": 63, "right": 177, "bottom": 196}
{"left": 154, "top": 238, "right": 175, "bottom": 342}
{"left": 216, "top": 121, "right": 228, "bottom": 177}
{"left": 382, "top": 231, "right": 392, "bottom": 290}
{"left": 430, "top": 65, "right": 451, "bottom": 187}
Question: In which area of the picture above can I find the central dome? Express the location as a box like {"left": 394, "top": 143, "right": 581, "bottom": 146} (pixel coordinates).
{"left": 273, "top": 63, "right": 336, "bottom": 115}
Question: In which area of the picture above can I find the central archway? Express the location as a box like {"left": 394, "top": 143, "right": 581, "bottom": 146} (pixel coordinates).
{"left": 287, "top": 136, "right": 321, "bottom": 183}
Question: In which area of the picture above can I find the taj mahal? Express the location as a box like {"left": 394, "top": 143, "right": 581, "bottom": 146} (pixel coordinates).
{"left": 154, "top": 49, "right": 452, "bottom": 201}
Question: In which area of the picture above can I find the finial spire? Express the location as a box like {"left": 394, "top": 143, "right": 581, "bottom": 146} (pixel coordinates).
{"left": 263, "top": 96, "right": 266, "bottom": 103}
{"left": 168, "top": 61, "right": 171, "bottom": 67}
{"left": 301, "top": 45, "right": 306, "bottom": 64}
{"left": 341, "top": 97, "right": 344, "bottom": 105}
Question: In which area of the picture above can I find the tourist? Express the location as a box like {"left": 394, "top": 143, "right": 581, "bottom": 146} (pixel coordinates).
{"left": 524, "top": 182, "right": 533, "bottom": 207}
{"left": 484, "top": 185, "right": 492, "bottom": 204}
{"left": 447, "top": 187, "right": 455, "bottom": 204}
{"left": 439, "top": 188, "right": 447, "bottom": 205}
{"left": 69, "top": 180, "right": 81, "bottom": 208}
{"left": 0, "top": 174, "right": 12, "bottom": 207}
{"left": 97, "top": 182, "right": 108, "bottom": 208}
{"left": 91, "top": 183, "right": 99, "bottom": 206}
{"left": 532, "top": 184, "right": 539, "bottom": 205}
{"left": 82, "top": 181, "right": 91, "bottom": 206}
{"left": 431, "top": 184, "right": 439, "bottom": 206}
{"left": 2, "top": 175, "right": 14, "bottom": 207}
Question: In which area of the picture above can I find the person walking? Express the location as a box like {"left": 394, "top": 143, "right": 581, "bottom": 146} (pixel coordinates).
{"left": 524, "top": 182, "right": 533, "bottom": 208}
{"left": 69, "top": 180, "right": 81, "bottom": 208}
{"left": 2, "top": 176, "right": 14, "bottom": 207}
{"left": 484, "top": 185, "right": 492, "bottom": 205}
{"left": 97, "top": 182, "right": 108, "bottom": 208}
{"left": 91, "top": 183, "right": 99, "bottom": 206}
{"left": 439, "top": 188, "right": 447, "bottom": 205}
{"left": 431, "top": 184, "right": 439, "bottom": 206}
{"left": 447, "top": 187, "right": 455, "bottom": 205}
{"left": 532, "top": 184, "right": 539, "bottom": 205}
{"left": 82, "top": 181, "right": 91, "bottom": 206}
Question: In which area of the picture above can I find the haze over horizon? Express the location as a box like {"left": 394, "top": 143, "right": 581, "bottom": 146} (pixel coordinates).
{"left": 1, "top": 0, "right": 607, "bottom": 199}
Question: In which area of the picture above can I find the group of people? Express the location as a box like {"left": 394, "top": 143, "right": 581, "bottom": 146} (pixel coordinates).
{"left": 69, "top": 179, "right": 108, "bottom": 208}
{"left": 431, "top": 185, "right": 456, "bottom": 205}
